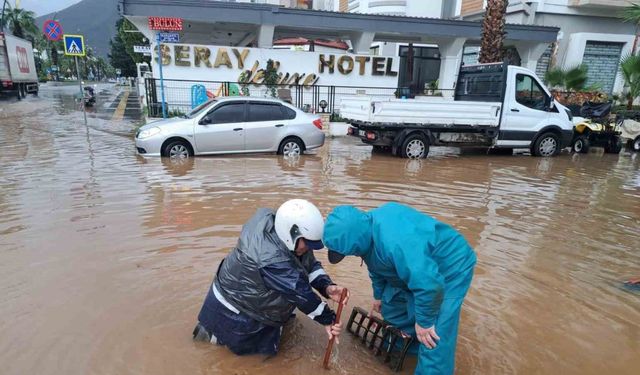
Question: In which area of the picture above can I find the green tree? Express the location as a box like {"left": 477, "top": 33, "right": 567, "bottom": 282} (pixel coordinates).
{"left": 620, "top": 54, "right": 640, "bottom": 109}
{"left": 478, "top": 0, "right": 508, "bottom": 63}
{"left": 109, "top": 18, "right": 148, "bottom": 77}
{"left": 622, "top": 2, "right": 640, "bottom": 23}
{"left": 263, "top": 59, "right": 279, "bottom": 98}
{"left": 0, "top": 5, "right": 38, "bottom": 39}
{"left": 543, "top": 65, "right": 588, "bottom": 91}
{"left": 119, "top": 18, "right": 151, "bottom": 65}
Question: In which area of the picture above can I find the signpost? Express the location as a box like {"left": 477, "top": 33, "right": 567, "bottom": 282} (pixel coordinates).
{"left": 148, "top": 16, "right": 183, "bottom": 119}
{"left": 63, "top": 34, "right": 87, "bottom": 126}
{"left": 42, "top": 20, "right": 63, "bottom": 41}
{"left": 133, "top": 45, "right": 152, "bottom": 54}
{"left": 158, "top": 32, "right": 180, "bottom": 43}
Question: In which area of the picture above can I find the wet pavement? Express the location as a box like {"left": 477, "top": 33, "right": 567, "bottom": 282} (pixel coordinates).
{"left": 1, "top": 85, "right": 639, "bottom": 375}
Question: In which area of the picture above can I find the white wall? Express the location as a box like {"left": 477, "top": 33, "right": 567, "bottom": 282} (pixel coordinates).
{"left": 406, "top": 0, "right": 443, "bottom": 18}
{"left": 562, "top": 32, "right": 633, "bottom": 94}
{"left": 347, "top": 0, "right": 446, "bottom": 17}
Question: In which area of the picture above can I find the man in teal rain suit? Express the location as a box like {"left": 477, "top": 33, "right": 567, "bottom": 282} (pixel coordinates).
{"left": 323, "top": 203, "right": 476, "bottom": 375}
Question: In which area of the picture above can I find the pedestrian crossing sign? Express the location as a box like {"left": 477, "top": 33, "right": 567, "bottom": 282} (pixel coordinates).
{"left": 63, "top": 34, "right": 85, "bottom": 57}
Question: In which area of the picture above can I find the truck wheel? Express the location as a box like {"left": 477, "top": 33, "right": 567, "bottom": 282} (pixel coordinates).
{"left": 532, "top": 132, "right": 560, "bottom": 157}
{"left": 604, "top": 136, "right": 622, "bottom": 154}
{"left": 400, "top": 133, "right": 429, "bottom": 159}
{"left": 15, "top": 85, "right": 22, "bottom": 100}
{"left": 572, "top": 136, "right": 590, "bottom": 154}
{"left": 20, "top": 84, "right": 26, "bottom": 98}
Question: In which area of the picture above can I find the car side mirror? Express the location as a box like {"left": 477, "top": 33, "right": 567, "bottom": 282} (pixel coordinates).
{"left": 199, "top": 116, "right": 212, "bottom": 125}
{"left": 547, "top": 97, "right": 554, "bottom": 111}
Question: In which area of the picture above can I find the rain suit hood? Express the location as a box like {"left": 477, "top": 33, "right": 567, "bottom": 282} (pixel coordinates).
{"left": 323, "top": 205, "right": 373, "bottom": 258}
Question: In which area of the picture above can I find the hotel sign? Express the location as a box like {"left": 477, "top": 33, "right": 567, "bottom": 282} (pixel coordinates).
{"left": 153, "top": 44, "right": 399, "bottom": 87}
{"left": 148, "top": 17, "right": 183, "bottom": 31}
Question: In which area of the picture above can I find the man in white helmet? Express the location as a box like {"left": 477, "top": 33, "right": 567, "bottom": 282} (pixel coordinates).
{"left": 193, "top": 199, "right": 348, "bottom": 356}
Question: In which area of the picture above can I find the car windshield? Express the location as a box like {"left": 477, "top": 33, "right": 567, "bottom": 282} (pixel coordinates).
{"left": 184, "top": 99, "right": 216, "bottom": 119}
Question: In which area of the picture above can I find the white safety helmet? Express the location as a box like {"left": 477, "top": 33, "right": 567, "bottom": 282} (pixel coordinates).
{"left": 274, "top": 199, "right": 325, "bottom": 251}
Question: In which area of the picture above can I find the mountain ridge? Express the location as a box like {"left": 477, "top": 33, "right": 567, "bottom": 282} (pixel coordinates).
{"left": 36, "top": 0, "right": 120, "bottom": 58}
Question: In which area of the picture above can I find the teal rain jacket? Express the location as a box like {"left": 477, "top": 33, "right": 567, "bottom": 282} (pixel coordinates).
{"left": 323, "top": 203, "right": 476, "bottom": 328}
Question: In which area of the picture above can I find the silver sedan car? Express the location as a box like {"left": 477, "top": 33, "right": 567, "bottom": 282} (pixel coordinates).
{"left": 135, "top": 97, "right": 325, "bottom": 157}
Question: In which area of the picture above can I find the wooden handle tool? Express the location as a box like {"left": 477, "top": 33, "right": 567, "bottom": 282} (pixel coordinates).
{"left": 322, "top": 288, "right": 348, "bottom": 370}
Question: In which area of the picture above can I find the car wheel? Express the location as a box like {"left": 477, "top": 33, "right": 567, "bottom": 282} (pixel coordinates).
{"left": 633, "top": 137, "right": 640, "bottom": 152}
{"left": 572, "top": 135, "right": 590, "bottom": 154}
{"left": 278, "top": 137, "right": 304, "bottom": 156}
{"left": 532, "top": 132, "right": 560, "bottom": 157}
{"left": 163, "top": 140, "right": 192, "bottom": 159}
{"left": 400, "top": 133, "right": 429, "bottom": 159}
{"left": 604, "top": 136, "right": 622, "bottom": 154}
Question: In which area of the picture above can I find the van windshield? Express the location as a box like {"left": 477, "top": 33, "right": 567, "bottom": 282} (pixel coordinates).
{"left": 184, "top": 99, "right": 216, "bottom": 119}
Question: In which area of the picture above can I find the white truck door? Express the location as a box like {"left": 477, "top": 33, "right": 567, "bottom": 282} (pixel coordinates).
{"left": 499, "top": 70, "right": 550, "bottom": 147}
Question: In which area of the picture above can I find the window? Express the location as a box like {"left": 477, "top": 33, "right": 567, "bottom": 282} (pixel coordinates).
{"left": 247, "top": 103, "right": 287, "bottom": 122}
{"left": 207, "top": 103, "right": 245, "bottom": 124}
{"left": 283, "top": 106, "right": 297, "bottom": 120}
{"left": 515, "top": 74, "right": 547, "bottom": 110}
{"left": 186, "top": 99, "right": 216, "bottom": 119}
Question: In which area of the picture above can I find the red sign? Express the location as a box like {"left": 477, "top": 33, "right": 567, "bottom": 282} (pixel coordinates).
{"left": 148, "top": 17, "right": 183, "bottom": 31}
{"left": 42, "top": 19, "right": 63, "bottom": 41}
{"left": 16, "top": 46, "right": 30, "bottom": 73}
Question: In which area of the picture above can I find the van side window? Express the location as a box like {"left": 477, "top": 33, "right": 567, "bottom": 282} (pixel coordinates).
{"left": 515, "top": 74, "right": 547, "bottom": 110}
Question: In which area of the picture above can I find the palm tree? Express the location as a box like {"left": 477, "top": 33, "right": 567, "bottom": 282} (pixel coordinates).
{"left": 620, "top": 54, "right": 640, "bottom": 109}
{"left": 0, "top": 5, "right": 37, "bottom": 39}
{"left": 622, "top": 2, "right": 640, "bottom": 23}
{"left": 479, "top": 0, "right": 508, "bottom": 63}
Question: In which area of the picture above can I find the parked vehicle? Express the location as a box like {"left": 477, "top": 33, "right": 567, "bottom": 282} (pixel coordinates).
{"left": 571, "top": 102, "right": 622, "bottom": 154}
{"left": 619, "top": 118, "right": 640, "bottom": 152}
{"left": 135, "top": 97, "right": 325, "bottom": 158}
{"left": 341, "top": 63, "right": 574, "bottom": 158}
{"left": 0, "top": 32, "right": 38, "bottom": 99}
{"left": 83, "top": 86, "right": 96, "bottom": 107}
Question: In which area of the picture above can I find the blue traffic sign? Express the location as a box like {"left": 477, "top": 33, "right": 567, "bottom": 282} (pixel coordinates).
{"left": 63, "top": 34, "right": 85, "bottom": 57}
{"left": 158, "top": 32, "right": 180, "bottom": 43}
{"left": 43, "top": 20, "right": 63, "bottom": 41}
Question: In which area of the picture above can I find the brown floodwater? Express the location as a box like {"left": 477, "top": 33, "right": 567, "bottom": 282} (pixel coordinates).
{"left": 1, "top": 86, "right": 639, "bottom": 375}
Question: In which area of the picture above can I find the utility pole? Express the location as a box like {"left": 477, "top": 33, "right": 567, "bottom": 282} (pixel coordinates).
{"left": 75, "top": 56, "right": 87, "bottom": 126}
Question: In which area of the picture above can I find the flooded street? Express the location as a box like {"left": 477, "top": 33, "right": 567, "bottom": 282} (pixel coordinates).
{"left": 1, "top": 85, "right": 639, "bottom": 375}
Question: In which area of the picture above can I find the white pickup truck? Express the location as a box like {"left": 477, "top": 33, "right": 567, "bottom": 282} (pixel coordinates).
{"left": 341, "top": 63, "right": 574, "bottom": 158}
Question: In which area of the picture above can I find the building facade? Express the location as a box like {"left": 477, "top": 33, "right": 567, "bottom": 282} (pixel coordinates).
{"left": 460, "top": 0, "right": 635, "bottom": 94}
{"left": 318, "top": 1, "right": 466, "bottom": 93}
{"left": 122, "top": 0, "right": 557, "bottom": 113}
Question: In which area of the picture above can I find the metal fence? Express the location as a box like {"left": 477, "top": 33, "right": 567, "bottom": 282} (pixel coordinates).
{"left": 144, "top": 78, "right": 454, "bottom": 118}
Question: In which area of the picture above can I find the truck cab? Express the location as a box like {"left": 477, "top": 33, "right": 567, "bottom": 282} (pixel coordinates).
{"left": 342, "top": 63, "right": 573, "bottom": 158}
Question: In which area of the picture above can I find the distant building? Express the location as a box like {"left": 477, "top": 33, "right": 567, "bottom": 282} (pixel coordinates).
{"left": 459, "top": 0, "right": 634, "bottom": 94}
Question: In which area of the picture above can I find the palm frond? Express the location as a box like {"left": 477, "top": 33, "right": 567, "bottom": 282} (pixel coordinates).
{"left": 544, "top": 67, "right": 565, "bottom": 88}
{"left": 564, "top": 65, "right": 588, "bottom": 91}
{"left": 622, "top": 3, "right": 640, "bottom": 23}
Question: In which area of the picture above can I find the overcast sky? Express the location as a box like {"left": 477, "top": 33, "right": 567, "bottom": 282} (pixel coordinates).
{"left": 18, "top": 0, "right": 82, "bottom": 17}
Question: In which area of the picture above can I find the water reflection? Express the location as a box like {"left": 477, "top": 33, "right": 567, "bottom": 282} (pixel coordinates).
{"left": 0, "top": 92, "right": 639, "bottom": 375}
